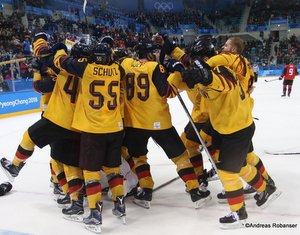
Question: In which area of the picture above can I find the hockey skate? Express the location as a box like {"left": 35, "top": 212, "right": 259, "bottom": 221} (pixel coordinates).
{"left": 189, "top": 188, "right": 211, "bottom": 209}
{"left": 255, "top": 182, "right": 281, "bottom": 209}
{"left": 57, "top": 193, "right": 71, "bottom": 208}
{"left": 133, "top": 188, "right": 152, "bottom": 209}
{"left": 219, "top": 205, "right": 248, "bottom": 229}
{"left": 126, "top": 186, "right": 138, "bottom": 197}
{"left": 84, "top": 202, "right": 103, "bottom": 234}
{"left": 0, "top": 182, "right": 13, "bottom": 196}
{"left": 216, "top": 190, "right": 227, "bottom": 204}
{"left": 112, "top": 196, "right": 126, "bottom": 224}
{"left": 62, "top": 199, "right": 84, "bottom": 222}
{"left": 52, "top": 183, "right": 64, "bottom": 201}
{"left": 0, "top": 158, "right": 25, "bottom": 182}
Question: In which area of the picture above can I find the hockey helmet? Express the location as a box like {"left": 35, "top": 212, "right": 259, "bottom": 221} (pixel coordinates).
{"left": 133, "top": 41, "right": 160, "bottom": 60}
{"left": 70, "top": 43, "right": 90, "bottom": 58}
{"left": 99, "top": 36, "right": 114, "bottom": 48}
{"left": 89, "top": 43, "right": 113, "bottom": 64}
{"left": 190, "top": 36, "right": 216, "bottom": 59}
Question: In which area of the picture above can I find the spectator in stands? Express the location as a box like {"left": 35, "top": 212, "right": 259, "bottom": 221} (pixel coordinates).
{"left": 0, "top": 74, "right": 10, "bottom": 92}
{"left": 22, "top": 37, "right": 31, "bottom": 56}
{"left": 180, "top": 35, "right": 185, "bottom": 48}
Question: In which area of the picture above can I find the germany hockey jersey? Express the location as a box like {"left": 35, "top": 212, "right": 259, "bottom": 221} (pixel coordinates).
{"left": 54, "top": 49, "right": 124, "bottom": 134}
{"left": 121, "top": 57, "right": 177, "bottom": 130}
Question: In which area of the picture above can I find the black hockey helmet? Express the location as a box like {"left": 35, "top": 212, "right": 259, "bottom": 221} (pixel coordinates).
{"left": 70, "top": 42, "right": 90, "bottom": 58}
{"left": 99, "top": 36, "right": 114, "bottom": 48}
{"left": 190, "top": 36, "right": 216, "bottom": 59}
{"left": 133, "top": 41, "right": 160, "bottom": 60}
{"left": 89, "top": 43, "right": 113, "bottom": 64}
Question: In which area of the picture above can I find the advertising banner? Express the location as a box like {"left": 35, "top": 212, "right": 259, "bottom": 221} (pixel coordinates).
{"left": 0, "top": 91, "right": 41, "bottom": 115}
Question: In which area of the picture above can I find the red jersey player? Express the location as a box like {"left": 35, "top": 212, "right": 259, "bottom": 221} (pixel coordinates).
{"left": 279, "top": 61, "right": 298, "bottom": 97}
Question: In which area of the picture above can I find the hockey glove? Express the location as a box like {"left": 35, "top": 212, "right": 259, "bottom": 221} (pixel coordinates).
{"left": 163, "top": 59, "right": 185, "bottom": 74}
{"left": 152, "top": 33, "right": 168, "bottom": 46}
{"left": 279, "top": 76, "right": 283, "bottom": 80}
{"left": 160, "top": 36, "right": 176, "bottom": 55}
{"left": 31, "top": 58, "right": 42, "bottom": 71}
{"left": 182, "top": 60, "right": 213, "bottom": 88}
{"left": 50, "top": 42, "right": 68, "bottom": 55}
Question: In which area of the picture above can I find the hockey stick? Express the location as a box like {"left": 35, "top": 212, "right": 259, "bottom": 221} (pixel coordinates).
{"left": 264, "top": 78, "right": 279, "bottom": 82}
{"left": 176, "top": 92, "right": 218, "bottom": 172}
{"left": 264, "top": 150, "right": 300, "bottom": 155}
{"left": 153, "top": 176, "right": 180, "bottom": 192}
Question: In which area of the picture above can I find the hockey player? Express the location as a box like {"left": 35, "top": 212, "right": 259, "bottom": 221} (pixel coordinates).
{"left": 156, "top": 35, "right": 276, "bottom": 200}
{"left": 154, "top": 34, "right": 219, "bottom": 184}
{"left": 162, "top": 56, "right": 214, "bottom": 190}
{"left": 205, "top": 36, "right": 275, "bottom": 200}
{"left": 181, "top": 41, "right": 280, "bottom": 228}
{"left": 279, "top": 60, "right": 298, "bottom": 97}
{"left": 52, "top": 42, "right": 126, "bottom": 233}
{"left": 120, "top": 41, "right": 211, "bottom": 210}
{"left": 31, "top": 52, "right": 63, "bottom": 199}
{"left": 32, "top": 38, "right": 86, "bottom": 218}
{"left": 0, "top": 34, "right": 85, "bottom": 220}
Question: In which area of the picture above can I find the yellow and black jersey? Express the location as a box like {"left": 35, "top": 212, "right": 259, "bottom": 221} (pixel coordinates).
{"left": 167, "top": 48, "right": 209, "bottom": 123}
{"left": 54, "top": 49, "right": 124, "bottom": 134}
{"left": 186, "top": 88, "right": 209, "bottom": 123}
{"left": 33, "top": 71, "right": 52, "bottom": 111}
{"left": 207, "top": 52, "right": 254, "bottom": 96}
{"left": 196, "top": 65, "right": 253, "bottom": 134}
{"left": 121, "top": 57, "right": 177, "bottom": 130}
{"left": 43, "top": 69, "right": 80, "bottom": 131}
{"left": 33, "top": 63, "right": 58, "bottom": 111}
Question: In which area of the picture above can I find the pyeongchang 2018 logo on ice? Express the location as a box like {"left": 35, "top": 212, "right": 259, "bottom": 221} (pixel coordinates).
{"left": 0, "top": 97, "right": 38, "bottom": 109}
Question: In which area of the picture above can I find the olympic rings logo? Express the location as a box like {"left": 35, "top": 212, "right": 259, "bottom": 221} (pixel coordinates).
{"left": 154, "top": 2, "right": 174, "bottom": 12}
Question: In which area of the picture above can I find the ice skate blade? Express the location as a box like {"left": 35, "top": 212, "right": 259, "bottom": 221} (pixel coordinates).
{"left": 194, "top": 195, "right": 212, "bottom": 209}
{"left": 259, "top": 190, "right": 282, "bottom": 209}
{"left": 133, "top": 199, "right": 150, "bottom": 209}
{"left": 85, "top": 224, "right": 102, "bottom": 234}
{"left": 112, "top": 210, "right": 126, "bottom": 224}
{"left": 53, "top": 195, "right": 58, "bottom": 202}
{"left": 0, "top": 164, "right": 15, "bottom": 182}
{"left": 220, "top": 219, "right": 247, "bottom": 229}
{"left": 57, "top": 203, "right": 71, "bottom": 209}
{"left": 217, "top": 198, "right": 227, "bottom": 204}
{"left": 63, "top": 214, "right": 83, "bottom": 222}
{"left": 121, "top": 216, "right": 126, "bottom": 225}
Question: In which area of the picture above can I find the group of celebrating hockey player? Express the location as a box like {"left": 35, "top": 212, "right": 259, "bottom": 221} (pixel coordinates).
{"left": 0, "top": 32, "right": 281, "bottom": 233}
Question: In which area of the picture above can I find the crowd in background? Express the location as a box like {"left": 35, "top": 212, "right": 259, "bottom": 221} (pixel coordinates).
{"left": 1, "top": 0, "right": 300, "bottom": 85}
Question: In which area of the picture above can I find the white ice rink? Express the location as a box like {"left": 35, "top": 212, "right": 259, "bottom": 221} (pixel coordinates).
{"left": 0, "top": 76, "right": 300, "bottom": 235}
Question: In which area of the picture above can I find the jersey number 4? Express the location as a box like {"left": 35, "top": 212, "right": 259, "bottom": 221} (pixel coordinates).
{"left": 64, "top": 75, "right": 80, "bottom": 104}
